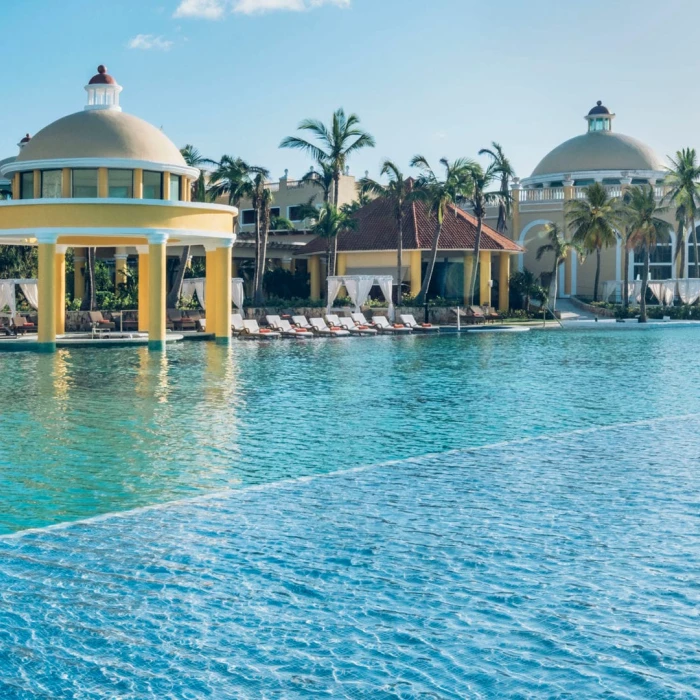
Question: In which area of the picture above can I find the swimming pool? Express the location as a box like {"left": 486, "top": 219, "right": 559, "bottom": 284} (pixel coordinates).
{"left": 1, "top": 329, "right": 698, "bottom": 697}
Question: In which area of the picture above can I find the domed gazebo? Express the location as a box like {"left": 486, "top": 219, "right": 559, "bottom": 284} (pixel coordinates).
{"left": 0, "top": 66, "right": 237, "bottom": 351}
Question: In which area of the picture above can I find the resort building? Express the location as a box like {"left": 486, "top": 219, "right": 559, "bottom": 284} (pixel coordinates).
{"left": 301, "top": 195, "right": 523, "bottom": 309}
{"left": 0, "top": 66, "right": 237, "bottom": 351}
{"left": 500, "top": 101, "right": 676, "bottom": 298}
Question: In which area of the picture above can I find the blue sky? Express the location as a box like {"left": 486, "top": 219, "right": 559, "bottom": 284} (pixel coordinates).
{"left": 1, "top": 0, "right": 697, "bottom": 181}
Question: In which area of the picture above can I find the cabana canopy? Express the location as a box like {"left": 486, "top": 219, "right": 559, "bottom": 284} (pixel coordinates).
{"left": 0, "top": 279, "right": 38, "bottom": 318}
{"left": 182, "top": 278, "right": 245, "bottom": 310}
{"left": 603, "top": 279, "right": 700, "bottom": 306}
{"left": 327, "top": 275, "right": 394, "bottom": 318}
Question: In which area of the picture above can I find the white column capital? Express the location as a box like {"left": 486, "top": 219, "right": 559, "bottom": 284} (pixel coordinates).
{"left": 114, "top": 253, "right": 129, "bottom": 261}
{"left": 148, "top": 232, "right": 169, "bottom": 245}
{"left": 135, "top": 245, "right": 149, "bottom": 255}
{"left": 56, "top": 245, "right": 68, "bottom": 255}
{"left": 35, "top": 233, "right": 58, "bottom": 244}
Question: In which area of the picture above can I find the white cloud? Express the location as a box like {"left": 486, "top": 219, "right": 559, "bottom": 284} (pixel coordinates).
{"left": 174, "top": 0, "right": 227, "bottom": 19}
{"left": 173, "top": 0, "right": 349, "bottom": 18}
{"left": 128, "top": 34, "right": 174, "bottom": 50}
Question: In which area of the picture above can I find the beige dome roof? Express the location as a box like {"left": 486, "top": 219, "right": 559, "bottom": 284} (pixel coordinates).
{"left": 16, "top": 109, "right": 186, "bottom": 167}
{"left": 0, "top": 156, "right": 15, "bottom": 183}
{"left": 532, "top": 131, "right": 665, "bottom": 177}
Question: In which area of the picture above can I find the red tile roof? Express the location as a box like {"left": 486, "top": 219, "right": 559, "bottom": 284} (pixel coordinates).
{"left": 302, "top": 196, "right": 523, "bottom": 255}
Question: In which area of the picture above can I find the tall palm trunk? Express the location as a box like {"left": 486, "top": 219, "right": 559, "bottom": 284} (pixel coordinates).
{"left": 252, "top": 210, "right": 262, "bottom": 303}
{"left": 593, "top": 247, "right": 602, "bottom": 302}
{"left": 80, "top": 247, "right": 97, "bottom": 311}
{"left": 675, "top": 220, "right": 686, "bottom": 278}
{"left": 330, "top": 172, "right": 341, "bottom": 276}
{"left": 623, "top": 245, "right": 630, "bottom": 309}
{"left": 396, "top": 208, "right": 403, "bottom": 304}
{"left": 417, "top": 219, "right": 442, "bottom": 305}
{"left": 255, "top": 221, "right": 269, "bottom": 305}
{"left": 468, "top": 218, "right": 484, "bottom": 306}
{"left": 640, "top": 246, "right": 650, "bottom": 322}
{"left": 693, "top": 216, "right": 699, "bottom": 278}
{"left": 551, "top": 260, "right": 559, "bottom": 314}
{"left": 166, "top": 246, "right": 190, "bottom": 309}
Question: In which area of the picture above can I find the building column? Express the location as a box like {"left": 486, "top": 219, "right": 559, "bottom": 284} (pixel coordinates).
{"left": 337, "top": 253, "right": 347, "bottom": 276}
{"left": 205, "top": 247, "right": 219, "bottom": 335}
{"left": 61, "top": 168, "right": 71, "bottom": 198}
{"left": 73, "top": 247, "right": 86, "bottom": 300}
{"left": 499, "top": 253, "right": 510, "bottom": 313}
{"left": 37, "top": 237, "right": 57, "bottom": 352}
{"left": 215, "top": 244, "right": 233, "bottom": 344}
{"left": 55, "top": 246, "right": 66, "bottom": 335}
{"left": 463, "top": 253, "right": 475, "bottom": 304}
{"left": 98, "top": 167, "right": 108, "bottom": 198}
{"left": 133, "top": 169, "right": 144, "bottom": 199}
{"left": 148, "top": 235, "right": 168, "bottom": 351}
{"left": 309, "top": 256, "right": 321, "bottom": 300}
{"left": 410, "top": 250, "right": 422, "bottom": 297}
{"left": 137, "top": 247, "right": 149, "bottom": 332}
{"left": 115, "top": 247, "right": 128, "bottom": 290}
{"left": 479, "top": 250, "right": 492, "bottom": 307}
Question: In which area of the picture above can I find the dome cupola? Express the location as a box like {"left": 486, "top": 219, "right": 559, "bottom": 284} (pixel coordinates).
{"left": 585, "top": 100, "right": 615, "bottom": 132}
{"left": 85, "top": 65, "right": 122, "bottom": 112}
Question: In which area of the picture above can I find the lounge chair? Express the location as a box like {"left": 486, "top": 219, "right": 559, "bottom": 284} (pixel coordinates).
{"left": 231, "top": 313, "right": 246, "bottom": 335}
{"left": 292, "top": 315, "right": 313, "bottom": 330}
{"left": 241, "top": 319, "right": 280, "bottom": 339}
{"left": 88, "top": 311, "right": 115, "bottom": 332}
{"left": 339, "top": 316, "right": 378, "bottom": 336}
{"left": 122, "top": 312, "right": 139, "bottom": 332}
{"left": 324, "top": 314, "right": 368, "bottom": 336}
{"left": 13, "top": 315, "right": 37, "bottom": 334}
{"left": 482, "top": 306, "right": 504, "bottom": 323}
{"left": 267, "top": 315, "right": 313, "bottom": 338}
{"left": 168, "top": 309, "right": 196, "bottom": 331}
{"left": 351, "top": 311, "right": 372, "bottom": 327}
{"left": 309, "top": 317, "right": 350, "bottom": 337}
{"left": 400, "top": 314, "right": 440, "bottom": 332}
{"left": 372, "top": 316, "right": 412, "bottom": 334}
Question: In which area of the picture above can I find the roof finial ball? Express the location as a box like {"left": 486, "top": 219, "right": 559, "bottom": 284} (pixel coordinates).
{"left": 585, "top": 100, "right": 615, "bottom": 133}
{"left": 85, "top": 64, "right": 122, "bottom": 111}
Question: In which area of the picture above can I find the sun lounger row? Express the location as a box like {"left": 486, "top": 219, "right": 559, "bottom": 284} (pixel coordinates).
{"left": 452, "top": 306, "right": 505, "bottom": 324}
{"left": 229, "top": 312, "right": 440, "bottom": 340}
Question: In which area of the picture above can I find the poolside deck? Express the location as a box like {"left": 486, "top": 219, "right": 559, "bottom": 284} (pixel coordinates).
{"left": 0, "top": 332, "right": 196, "bottom": 351}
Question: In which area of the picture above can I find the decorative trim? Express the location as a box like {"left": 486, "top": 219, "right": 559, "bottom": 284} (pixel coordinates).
{"left": 522, "top": 168, "right": 666, "bottom": 188}
{"left": 0, "top": 227, "right": 237, "bottom": 244}
{"left": 0, "top": 198, "right": 237, "bottom": 214}
{"left": 148, "top": 232, "right": 169, "bottom": 245}
{"left": 35, "top": 233, "right": 58, "bottom": 244}
{"left": 1, "top": 158, "right": 199, "bottom": 180}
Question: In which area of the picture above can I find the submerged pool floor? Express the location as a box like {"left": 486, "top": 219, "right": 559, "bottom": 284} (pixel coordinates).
{"left": 1, "top": 417, "right": 699, "bottom": 698}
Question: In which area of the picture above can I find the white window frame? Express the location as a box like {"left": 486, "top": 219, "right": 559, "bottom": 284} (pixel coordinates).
{"left": 240, "top": 208, "right": 256, "bottom": 226}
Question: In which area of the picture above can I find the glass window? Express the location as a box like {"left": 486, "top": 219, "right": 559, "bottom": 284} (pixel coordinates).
{"left": 20, "top": 172, "right": 34, "bottom": 199}
{"left": 73, "top": 169, "right": 98, "bottom": 198}
{"left": 169, "top": 174, "right": 180, "bottom": 202}
{"left": 270, "top": 207, "right": 280, "bottom": 218}
{"left": 288, "top": 205, "right": 303, "bottom": 222}
{"left": 41, "top": 170, "right": 62, "bottom": 199}
{"left": 143, "top": 171, "right": 162, "bottom": 199}
{"left": 108, "top": 169, "right": 133, "bottom": 198}
{"left": 241, "top": 209, "right": 256, "bottom": 225}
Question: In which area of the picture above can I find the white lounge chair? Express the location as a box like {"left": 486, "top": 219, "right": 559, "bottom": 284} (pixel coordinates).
{"left": 373, "top": 316, "right": 412, "bottom": 334}
{"left": 242, "top": 319, "right": 280, "bottom": 339}
{"left": 231, "top": 313, "right": 246, "bottom": 335}
{"left": 267, "top": 315, "right": 313, "bottom": 339}
{"left": 400, "top": 313, "right": 440, "bottom": 332}
{"left": 338, "top": 316, "right": 378, "bottom": 336}
{"left": 310, "top": 317, "right": 350, "bottom": 337}
{"left": 351, "top": 312, "right": 372, "bottom": 327}
{"left": 292, "top": 315, "right": 313, "bottom": 330}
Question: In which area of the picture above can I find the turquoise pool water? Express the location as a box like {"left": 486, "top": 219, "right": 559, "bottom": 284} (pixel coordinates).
{"left": 1, "top": 329, "right": 699, "bottom": 697}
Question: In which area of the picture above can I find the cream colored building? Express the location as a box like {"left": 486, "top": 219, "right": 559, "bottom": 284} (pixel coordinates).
{"left": 490, "top": 101, "right": 680, "bottom": 299}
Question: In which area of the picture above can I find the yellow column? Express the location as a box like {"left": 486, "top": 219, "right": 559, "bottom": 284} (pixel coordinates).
{"left": 309, "top": 256, "right": 321, "bottom": 300}
{"left": 206, "top": 248, "right": 219, "bottom": 335}
{"left": 138, "top": 248, "right": 149, "bottom": 332}
{"left": 148, "top": 238, "right": 167, "bottom": 351}
{"left": 337, "top": 253, "right": 347, "bottom": 276}
{"left": 33, "top": 170, "right": 41, "bottom": 198}
{"left": 12, "top": 173, "right": 19, "bottom": 199}
{"left": 215, "top": 245, "right": 233, "bottom": 344}
{"left": 463, "top": 254, "right": 474, "bottom": 305}
{"left": 479, "top": 250, "right": 492, "bottom": 307}
{"left": 38, "top": 240, "right": 57, "bottom": 352}
{"left": 163, "top": 172, "right": 171, "bottom": 201}
{"left": 410, "top": 250, "right": 422, "bottom": 297}
{"left": 498, "top": 253, "right": 510, "bottom": 313}
{"left": 61, "top": 168, "right": 71, "bottom": 198}
{"left": 115, "top": 247, "right": 128, "bottom": 290}
{"left": 73, "top": 247, "right": 86, "bottom": 300}
{"left": 55, "top": 247, "right": 66, "bottom": 335}
{"left": 133, "top": 169, "right": 143, "bottom": 199}
{"left": 181, "top": 176, "right": 189, "bottom": 202}
{"left": 98, "top": 167, "right": 108, "bottom": 198}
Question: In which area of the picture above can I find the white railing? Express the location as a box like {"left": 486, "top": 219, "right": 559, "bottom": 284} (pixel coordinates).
{"left": 519, "top": 188, "right": 565, "bottom": 202}
{"left": 518, "top": 184, "right": 667, "bottom": 203}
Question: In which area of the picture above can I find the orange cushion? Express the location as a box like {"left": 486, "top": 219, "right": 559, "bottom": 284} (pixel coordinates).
{"left": 393, "top": 324, "right": 405, "bottom": 328}
{"left": 259, "top": 328, "right": 271, "bottom": 333}
{"left": 421, "top": 323, "right": 432, "bottom": 327}
{"left": 330, "top": 326, "right": 342, "bottom": 331}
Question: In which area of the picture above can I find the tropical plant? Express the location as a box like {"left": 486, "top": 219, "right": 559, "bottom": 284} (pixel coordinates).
{"left": 281, "top": 109, "right": 375, "bottom": 274}
{"left": 624, "top": 185, "right": 672, "bottom": 322}
{"left": 615, "top": 196, "right": 636, "bottom": 310}
{"left": 535, "top": 223, "right": 583, "bottom": 314}
{"left": 360, "top": 161, "right": 412, "bottom": 303}
{"left": 565, "top": 182, "right": 620, "bottom": 301}
{"left": 509, "top": 269, "right": 547, "bottom": 311}
{"left": 249, "top": 170, "right": 273, "bottom": 304}
{"left": 665, "top": 148, "right": 700, "bottom": 278}
{"left": 462, "top": 161, "right": 508, "bottom": 305}
{"left": 410, "top": 156, "right": 473, "bottom": 305}
{"left": 478, "top": 142, "right": 515, "bottom": 234}
{"left": 309, "top": 203, "right": 356, "bottom": 276}
{"left": 301, "top": 161, "right": 334, "bottom": 205}
{"left": 80, "top": 247, "right": 97, "bottom": 311}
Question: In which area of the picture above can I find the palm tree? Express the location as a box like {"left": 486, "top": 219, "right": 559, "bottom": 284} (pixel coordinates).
{"left": 462, "top": 162, "right": 507, "bottom": 305}
{"left": 478, "top": 142, "right": 515, "bottom": 235}
{"left": 249, "top": 170, "right": 273, "bottom": 305}
{"left": 309, "top": 204, "right": 356, "bottom": 277}
{"left": 301, "top": 161, "right": 334, "bottom": 205}
{"left": 624, "top": 185, "right": 672, "bottom": 322}
{"left": 535, "top": 223, "right": 583, "bottom": 314}
{"left": 565, "top": 182, "right": 620, "bottom": 301}
{"left": 281, "top": 109, "right": 375, "bottom": 274}
{"left": 80, "top": 247, "right": 97, "bottom": 311}
{"left": 166, "top": 145, "right": 216, "bottom": 308}
{"left": 410, "top": 156, "right": 473, "bottom": 305}
{"left": 208, "top": 155, "right": 261, "bottom": 220}
{"left": 360, "top": 161, "right": 412, "bottom": 303}
{"left": 665, "top": 148, "right": 700, "bottom": 278}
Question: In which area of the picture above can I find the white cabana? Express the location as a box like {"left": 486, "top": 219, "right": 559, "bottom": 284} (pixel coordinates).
{"left": 181, "top": 277, "right": 244, "bottom": 310}
{"left": 648, "top": 281, "right": 675, "bottom": 306}
{"left": 326, "top": 275, "right": 395, "bottom": 320}
{"left": 677, "top": 279, "right": 700, "bottom": 306}
{"left": 0, "top": 279, "right": 38, "bottom": 317}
